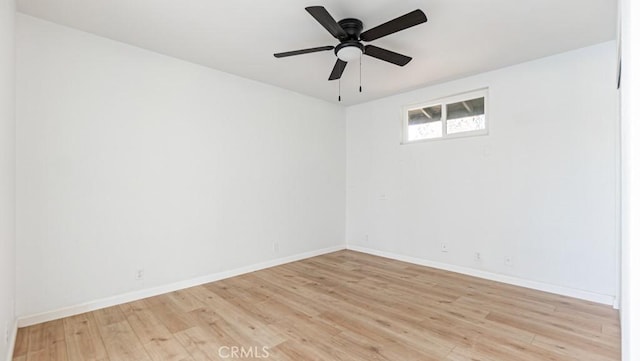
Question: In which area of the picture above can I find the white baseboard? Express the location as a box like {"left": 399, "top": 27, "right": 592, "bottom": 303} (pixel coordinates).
{"left": 17, "top": 245, "right": 346, "bottom": 327}
{"left": 5, "top": 319, "right": 17, "bottom": 361}
{"left": 347, "top": 245, "right": 616, "bottom": 306}
{"left": 17, "top": 243, "right": 616, "bottom": 327}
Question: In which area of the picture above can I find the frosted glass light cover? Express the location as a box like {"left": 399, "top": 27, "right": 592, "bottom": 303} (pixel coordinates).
{"left": 336, "top": 46, "right": 362, "bottom": 62}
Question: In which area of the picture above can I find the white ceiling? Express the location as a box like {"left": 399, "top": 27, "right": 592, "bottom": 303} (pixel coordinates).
{"left": 17, "top": 0, "right": 617, "bottom": 106}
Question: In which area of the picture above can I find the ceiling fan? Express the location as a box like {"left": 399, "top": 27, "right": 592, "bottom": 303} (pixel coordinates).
{"left": 274, "top": 6, "right": 428, "bottom": 81}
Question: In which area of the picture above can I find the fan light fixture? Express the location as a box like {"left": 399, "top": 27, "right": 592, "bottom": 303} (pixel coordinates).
{"left": 336, "top": 45, "right": 362, "bottom": 62}
{"left": 273, "top": 6, "right": 428, "bottom": 101}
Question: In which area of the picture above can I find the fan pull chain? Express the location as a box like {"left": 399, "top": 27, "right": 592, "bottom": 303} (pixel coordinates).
{"left": 359, "top": 53, "right": 362, "bottom": 93}
{"left": 338, "top": 78, "right": 341, "bottom": 102}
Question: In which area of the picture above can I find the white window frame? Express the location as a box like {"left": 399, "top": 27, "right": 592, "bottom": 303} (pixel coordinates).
{"left": 402, "top": 88, "right": 489, "bottom": 144}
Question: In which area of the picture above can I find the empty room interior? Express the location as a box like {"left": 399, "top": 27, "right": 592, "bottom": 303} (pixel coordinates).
{"left": 1, "top": 0, "right": 639, "bottom": 360}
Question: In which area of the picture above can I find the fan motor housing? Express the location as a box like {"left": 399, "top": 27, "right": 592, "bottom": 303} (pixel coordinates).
{"left": 337, "top": 18, "right": 364, "bottom": 40}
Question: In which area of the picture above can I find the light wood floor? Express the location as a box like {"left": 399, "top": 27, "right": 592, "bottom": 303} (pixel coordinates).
{"left": 13, "top": 250, "right": 620, "bottom": 361}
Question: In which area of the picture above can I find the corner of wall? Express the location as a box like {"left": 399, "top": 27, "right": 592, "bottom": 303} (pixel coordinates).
{"left": 4, "top": 320, "right": 17, "bottom": 361}
{"left": 1, "top": 0, "right": 17, "bottom": 359}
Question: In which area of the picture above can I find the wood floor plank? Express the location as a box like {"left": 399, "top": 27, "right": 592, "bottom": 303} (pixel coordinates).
{"left": 142, "top": 295, "right": 196, "bottom": 334}
{"left": 186, "top": 307, "right": 248, "bottom": 347}
{"left": 320, "top": 308, "right": 454, "bottom": 359}
{"left": 96, "top": 321, "right": 152, "bottom": 361}
{"left": 25, "top": 339, "right": 68, "bottom": 361}
{"left": 119, "top": 301, "right": 173, "bottom": 344}
{"left": 532, "top": 334, "right": 619, "bottom": 361}
{"left": 169, "top": 327, "right": 217, "bottom": 361}
{"left": 63, "top": 313, "right": 108, "bottom": 361}
{"left": 447, "top": 347, "right": 491, "bottom": 361}
{"left": 602, "top": 323, "right": 621, "bottom": 337}
{"left": 141, "top": 338, "right": 194, "bottom": 361}
{"left": 332, "top": 328, "right": 441, "bottom": 361}
{"left": 22, "top": 320, "right": 67, "bottom": 361}
{"left": 92, "top": 307, "right": 126, "bottom": 328}
{"left": 13, "top": 328, "right": 29, "bottom": 358}
{"left": 165, "top": 291, "right": 208, "bottom": 314}
{"left": 486, "top": 311, "right": 620, "bottom": 359}
{"left": 14, "top": 250, "right": 621, "bottom": 361}
{"left": 189, "top": 288, "right": 285, "bottom": 348}
{"left": 265, "top": 318, "right": 342, "bottom": 361}
{"left": 269, "top": 340, "right": 331, "bottom": 361}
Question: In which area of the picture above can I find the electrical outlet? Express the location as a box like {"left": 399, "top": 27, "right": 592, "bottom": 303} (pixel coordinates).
{"left": 474, "top": 252, "right": 481, "bottom": 261}
{"left": 504, "top": 256, "right": 513, "bottom": 267}
{"left": 440, "top": 243, "right": 449, "bottom": 253}
{"left": 135, "top": 268, "right": 145, "bottom": 281}
{"left": 273, "top": 242, "right": 279, "bottom": 253}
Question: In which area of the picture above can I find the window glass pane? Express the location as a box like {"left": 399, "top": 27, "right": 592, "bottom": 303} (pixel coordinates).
{"left": 407, "top": 105, "right": 442, "bottom": 141}
{"left": 446, "top": 97, "right": 485, "bottom": 134}
{"left": 447, "top": 115, "right": 485, "bottom": 134}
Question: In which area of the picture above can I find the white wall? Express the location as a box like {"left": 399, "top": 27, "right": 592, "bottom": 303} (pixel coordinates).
{"left": 15, "top": 15, "right": 345, "bottom": 318}
{"left": 0, "top": 0, "right": 16, "bottom": 359}
{"left": 346, "top": 41, "right": 619, "bottom": 302}
{"left": 620, "top": 0, "right": 640, "bottom": 358}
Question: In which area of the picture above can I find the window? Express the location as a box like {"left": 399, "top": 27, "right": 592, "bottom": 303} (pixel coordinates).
{"left": 403, "top": 89, "right": 488, "bottom": 143}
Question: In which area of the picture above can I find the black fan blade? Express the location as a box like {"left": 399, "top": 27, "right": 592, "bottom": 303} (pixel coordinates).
{"left": 274, "top": 46, "right": 334, "bottom": 58}
{"left": 360, "top": 9, "right": 427, "bottom": 42}
{"left": 305, "top": 6, "right": 347, "bottom": 39}
{"left": 329, "top": 59, "right": 347, "bottom": 80}
{"left": 364, "top": 45, "right": 412, "bottom": 66}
